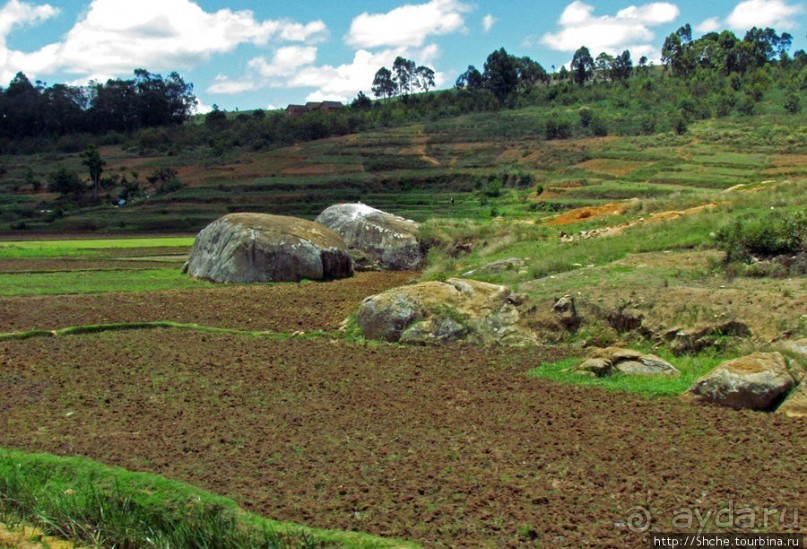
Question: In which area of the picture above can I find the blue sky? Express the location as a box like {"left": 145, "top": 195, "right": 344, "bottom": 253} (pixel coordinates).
{"left": 1, "top": 0, "right": 805, "bottom": 112}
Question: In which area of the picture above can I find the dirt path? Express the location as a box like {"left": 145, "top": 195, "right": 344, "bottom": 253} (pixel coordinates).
{"left": 1, "top": 330, "right": 803, "bottom": 547}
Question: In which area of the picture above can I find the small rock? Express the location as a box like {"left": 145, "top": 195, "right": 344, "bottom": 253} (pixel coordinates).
{"left": 777, "top": 382, "right": 807, "bottom": 418}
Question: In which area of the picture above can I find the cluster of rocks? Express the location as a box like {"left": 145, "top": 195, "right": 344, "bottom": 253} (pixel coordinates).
{"left": 570, "top": 345, "right": 806, "bottom": 418}
{"left": 184, "top": 203, "right": 424, "bottom": 283}
{"left": 573, "top": 347, "right": 680, "bottom": 377}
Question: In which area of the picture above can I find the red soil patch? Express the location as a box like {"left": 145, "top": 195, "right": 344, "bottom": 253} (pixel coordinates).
{"left": 547, "top": 202, "right": 628, "bottom": 226}
{"left": 0, "top": 332, "right": 803, "bottom": 547}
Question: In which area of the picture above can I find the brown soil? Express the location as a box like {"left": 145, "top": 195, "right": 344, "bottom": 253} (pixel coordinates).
{"left": 1, "top": 330, "right": 803, "bottom": 547}
{"left": 280, "top": 163, "right": 363, "bottom": 176}
{"left": 0, "top": 271, "right": 416, "bottom": 333}
{"left": 573, "top": 159, "right": 651, "bottom": 177}
{"left": 548, "top": 202, "right": 629, "bottom": 226}
{"left": 0, "top": 258, "right": 178, "bottom": 272}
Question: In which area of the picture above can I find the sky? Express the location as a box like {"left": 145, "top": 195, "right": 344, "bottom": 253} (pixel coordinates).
{"left": 0, "top": 0, "right": 805, "bottom": 112}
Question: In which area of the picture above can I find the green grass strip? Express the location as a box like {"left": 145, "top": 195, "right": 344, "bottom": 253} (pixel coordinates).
{"left": 0, "top": 237, "right": 194, "bottom": 258}
{"left": 0, "top": 321, "right": 334, "bottom": 341}
{"left": 0, "top": 268, "right": 206, "bottom": 296}
{"left": 0, "top": 448, "right": 416, "bottom": 548}
{"left": 528, "top": 352, "right": 728, "bottom": 398}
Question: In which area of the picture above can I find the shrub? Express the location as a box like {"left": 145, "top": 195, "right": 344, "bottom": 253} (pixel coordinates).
{"left": 715, "top": 211, "right": 806, "bottom": 264}
{"left": 545, "top": 117, "right": 573, "bottom": 140}
{"left": 784, "top": 92, "right": 801, "bottom": 114}
{"left": 578, "top": 107, "right": 593, "bottom": 128}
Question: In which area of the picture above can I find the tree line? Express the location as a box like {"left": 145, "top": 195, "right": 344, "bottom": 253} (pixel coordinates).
{"left": 0, "top": 69, "right": 197, "bottom": 139}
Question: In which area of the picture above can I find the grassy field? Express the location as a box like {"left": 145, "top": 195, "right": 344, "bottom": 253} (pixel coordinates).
{"left": 0, "top": 94, "right": 805, "bottom": 546}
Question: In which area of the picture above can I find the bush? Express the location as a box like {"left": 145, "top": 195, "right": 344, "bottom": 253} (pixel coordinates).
{"left": 784, "top": 92, "right": 801, "bottom": 114}
{"left": 545, "top": 117, "right": 573, "bottom": 140}
{"left": 715, "top": 211, "right": 806, "bottom": 264}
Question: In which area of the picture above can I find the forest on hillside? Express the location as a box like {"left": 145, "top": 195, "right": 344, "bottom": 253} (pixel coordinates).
{"left": 0, "top": 24, "right": 803, "bottom": 157}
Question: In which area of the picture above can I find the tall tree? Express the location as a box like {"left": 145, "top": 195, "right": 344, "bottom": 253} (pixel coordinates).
{"left": 414, "top": 65, "right": 436, "bottom": 92}
{"left": 455, "top": 65, "right": 484, "bottom": 90}
{"left": 571, "top": 46, "right": 594, "bottom": 86}
{"left": 611, "top": 50, "right": 633, "bottom": 82}
{"left": 392, "top": 56, "right": 417, "bottom": 95}
{"left": 81, "top": 145, "right": 105, "bottom": 202}
{"left": 371, "top": 67, "right": 395, "bottom": 100}
{"left": 514, "top": 56, "right": 548, "bottom": 92}
{"left": 483, "top": 47, "right": 519, "bottom": 102}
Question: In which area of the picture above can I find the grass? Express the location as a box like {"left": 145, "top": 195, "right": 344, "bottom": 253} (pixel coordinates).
{"left": 0, "top": 268, "right": 208, "bottom": 296}
{"left": 0, "top": 321, "right": 334, "bottom": 341}
{"left": 0, "top": 237, "right": 194, "bottom": 258}
{"left": 0, "top": 448, "right": 415, "bottom": 548}
{"left": 529, "top": 351, "right": 728, "bottom": 397}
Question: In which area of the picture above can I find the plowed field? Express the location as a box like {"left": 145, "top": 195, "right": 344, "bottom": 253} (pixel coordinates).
{"left": 1, "top": 272, "right": 804, "bottom": 547}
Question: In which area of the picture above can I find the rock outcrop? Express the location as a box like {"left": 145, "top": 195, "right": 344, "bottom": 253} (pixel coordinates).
{"left": 355, "top": 278, "right": 537, "bottom": 346}
{"left": 682, "top": 352, "right": 796, "bottom": 411}
{"left": 573, "top": 347, "right": 680, "bottom": 377}
{"left": 185, "top": 213, "right": 353, "bottom": 283}
{"left": 777, "top": 382, "right": 807, "bottom": 418}
{"left": 315, "top": 203, "right": 423, "bottom": 271}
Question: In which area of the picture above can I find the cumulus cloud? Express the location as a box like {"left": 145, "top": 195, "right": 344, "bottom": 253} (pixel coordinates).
{"left": 482, "top": 14, "right": 496, "bottom": 32}
{"left": 345, "top": 0, "right": 472, "bottom": 48}
{"left": 0, "top": 0, "right": 327, "bottom": 82}
{"left": 695, "top": 17, "right": 723, "bottom": 33}
{"left": 248, "top": 46, "right": 318, "bottom": 78}
{"left": 287, "top": 45, "right": 443, "bottom": 104}
{"left": 726, "top": 0, "right": 804, "bottom": 30}
{"left": 540, "top": 0, "right": 679, "bottom": 55}
{"left": 0, "top": 0, "right": 57, "bottom": 39}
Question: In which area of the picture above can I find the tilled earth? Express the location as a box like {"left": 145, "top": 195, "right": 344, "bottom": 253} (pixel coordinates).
{"left": 0, "top": 273, "right": 804, "bottom": 547}
{"left": 0, "top": 271, "right": 416, "bottom": 333}
{"left": 1, "top": 332, "right": 804, "bottom": 547}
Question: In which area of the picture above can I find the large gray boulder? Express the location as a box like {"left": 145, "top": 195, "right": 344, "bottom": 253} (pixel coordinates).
{"left": 185, "top": 213, "right": 353, "bottom": 283}
{"left": 355, "top": 278, "right": 537, "bottom": 347}
{"left": 315, "top": 203, "right": 423, "bottom": 271}
{"left": 682, "top": 352, "right": 797, "bottom": 411}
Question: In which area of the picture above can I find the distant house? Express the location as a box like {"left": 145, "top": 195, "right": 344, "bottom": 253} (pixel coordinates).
{"left": 285, "top": 101, "right": 344, "bottom": 117}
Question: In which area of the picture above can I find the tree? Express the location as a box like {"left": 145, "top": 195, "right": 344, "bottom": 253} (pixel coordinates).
{"left": 595, "top": 52, "right": 615, "bottom": 77}
{"left": 371, "top": 67, "right": 395, "bottom": 100}
{"left": 351, "top": 91, "right": 372, "bottom": 109}
{"left": 514, "top": 56, "right": 548, "bottom": 92}
{"left": 571, "top": 46, "right": 594, "bottom": 86}
{"left": 611, "top": 50, "right": 633, "bottom": 82}
{"left": 483, "top": 48, "right": 519, "bottom": 102}
{"left": 455, "top": 65, "right": 484, "bottom": 90}
{"left": 414, "top": 65, "right": 436, "bottom": 92}
{"left": 392, "top": 56, "right": 416, "bottom": 95}
{"left": 81, "top": 145, "right": 105, "bottom": 202}
{"left": 48, "top": 166, "right": 85, "bottom": 201}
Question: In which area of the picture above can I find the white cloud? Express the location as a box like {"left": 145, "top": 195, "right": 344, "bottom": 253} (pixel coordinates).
{"left": 248, "top": 46, "right": 318, "bottom": 78}
{"left": 482, "top": 14, "right": 496, "bottom": 32}
{"left": 345, "top": 0, "right": 472, "bottom": 48}
{"left": 0, "top": 0, "right": 57, "bottom": 39}
{"left": 726, "top": 0, "right": 804, "bottom": 30}
{"left": 696, "top": 17, "right": 722, "bottom": 33}
{"left": 289, "top": 45, "right": 443, "bottom": 104}
{"left": 207, "top": 75, "right": 258, "bottom": 94}
{"left": 0, "top": 0, "right": 327, "bottom": 82}
{"left": 540, "top": 1, "right": 679, "bottom": 55}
